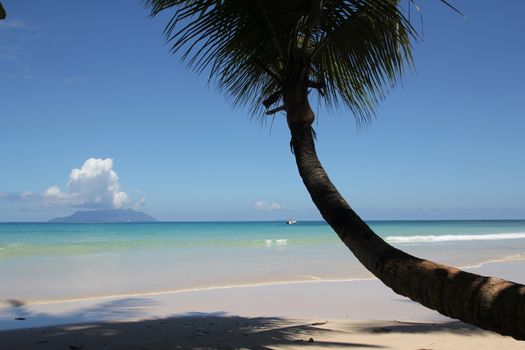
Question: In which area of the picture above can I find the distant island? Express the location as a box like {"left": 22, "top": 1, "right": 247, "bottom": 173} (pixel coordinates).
{"left": 49, "top": 209, "right": 157, "bottom": 223}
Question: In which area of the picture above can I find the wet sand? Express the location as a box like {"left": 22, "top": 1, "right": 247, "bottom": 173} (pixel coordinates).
{"left": 1, "top": 260, "right": 523, "bottom": 349}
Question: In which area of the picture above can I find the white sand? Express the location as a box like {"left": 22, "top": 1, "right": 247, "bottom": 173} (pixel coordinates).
{"left": 0, "top": 260, "right": 523, "bottom": 348}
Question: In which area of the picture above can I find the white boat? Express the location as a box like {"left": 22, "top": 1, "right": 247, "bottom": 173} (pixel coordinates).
{"left": 286, "top": 219, "right": 297, "bottom": 225}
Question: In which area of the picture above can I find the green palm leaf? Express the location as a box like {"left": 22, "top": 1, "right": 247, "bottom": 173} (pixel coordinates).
{"left": 144, "top": 0, "right": 416, "bottom": 121}
{"left": 0, "top": 1, "right": 6, "bottom": 20}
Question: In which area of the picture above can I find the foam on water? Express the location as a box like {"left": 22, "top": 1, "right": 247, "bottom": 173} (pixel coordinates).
{"left": 264, "top": 239, "right": 288, "bottom": 247}
{"left": 386, "top": 232, "right": 525, "bottom": 244}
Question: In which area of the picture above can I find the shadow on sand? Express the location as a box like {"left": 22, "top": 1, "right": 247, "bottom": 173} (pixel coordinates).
{"left": 355, "top": 320, "right": 483, "bottom": 336}
{"left": 0, "top": 297, "right": 489, "bottom": 349}
{"left": 1, "top": 313, "right": 385, "bottom": 349}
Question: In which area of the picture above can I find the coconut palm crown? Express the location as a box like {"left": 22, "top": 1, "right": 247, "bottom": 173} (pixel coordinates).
{"left": 145, "top": 0, "right": 415, "bottom": 122}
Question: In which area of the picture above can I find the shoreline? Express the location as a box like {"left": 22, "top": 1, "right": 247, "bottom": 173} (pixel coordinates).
{"left": 3, "top": 253, "right": 524, "bottom": 308}
{"left": 1, "top": 259, "right": 524, "bottom": 349}
{"left": 0, "top": 277, "right": 375, "bottom": 307}
{"left": 1, "top": 259, "right": 524, "bottom": 329}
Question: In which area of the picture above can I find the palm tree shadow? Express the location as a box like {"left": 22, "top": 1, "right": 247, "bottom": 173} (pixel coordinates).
{"left": 356, "top": 320, "right": 483, "bottom": 336}
{"left": 1, "top": 308, "right": 386, "bottom": 349}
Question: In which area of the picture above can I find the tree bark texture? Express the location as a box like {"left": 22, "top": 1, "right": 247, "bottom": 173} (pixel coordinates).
{"left": 289, "top": 120, "right": 525, "bottom": 340}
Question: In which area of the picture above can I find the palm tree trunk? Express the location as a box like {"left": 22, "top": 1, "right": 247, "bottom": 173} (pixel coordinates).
{"left": 289, "top": 120, "right": 525, "bottom": 340}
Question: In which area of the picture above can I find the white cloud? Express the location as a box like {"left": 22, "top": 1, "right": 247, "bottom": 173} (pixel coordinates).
{"left": 133, "top": 197, "right": 146, "bottom": 211}
{"left": 46, "top": 158, "right": 131, "bottom": 209}
{"left": 0, "top": 191, "right": 32, "bottom": 202}
{"left": 254, "top": 200, "right": 285, "bottom": 212}
{"left": 20, "top": 190, "right": 32, "bottom": 198}
{"left": 1, "top": 158, "right": 138, "bottom": 210}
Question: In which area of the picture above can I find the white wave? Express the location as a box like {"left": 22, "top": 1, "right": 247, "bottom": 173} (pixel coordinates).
{"left": 265, "top": 239, "right": 288, "bottom": 247}
{"left": 386, "top": 232, "right": 525, "bottom": 244}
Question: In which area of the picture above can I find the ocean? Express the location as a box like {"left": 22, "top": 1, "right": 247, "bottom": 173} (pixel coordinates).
{"left": 1, "top": 220, "right": 525, "bottom": 303}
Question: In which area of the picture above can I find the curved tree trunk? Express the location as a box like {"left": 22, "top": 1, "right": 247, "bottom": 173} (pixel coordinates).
{"left": 288, "top": 120, "right": 525, "bottom": 340}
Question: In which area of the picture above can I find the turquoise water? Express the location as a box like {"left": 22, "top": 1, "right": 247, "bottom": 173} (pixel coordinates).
{"left": 2, "top": 220, "right": 525, "bottom": 258}
{"left": 1, "top": 220, "right": 525, "bottom": 302}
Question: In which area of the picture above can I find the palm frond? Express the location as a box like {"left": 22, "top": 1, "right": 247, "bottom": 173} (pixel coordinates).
{"left": 310, "top": 1, "right": 415, "bottom": 122}
{"left": 0, "top": 1, "right": 6, "bottom": 20}
{"left": 144, "top": 0, "right": 419, "bottom": 120}
{"left": 438, "top": 0, "right": 463, "bottom": 16}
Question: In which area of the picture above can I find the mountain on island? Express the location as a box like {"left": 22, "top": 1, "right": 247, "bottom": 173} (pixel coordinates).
{"left": 49, "top": 209, "right": 157, "bottom": 223}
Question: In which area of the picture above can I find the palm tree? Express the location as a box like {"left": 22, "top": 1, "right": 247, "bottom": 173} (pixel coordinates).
{"left": 144, "top": 0, "right": 525, "bottom": 340}
{"left": 0, "top": 2, "right": 6, "bottom": 20}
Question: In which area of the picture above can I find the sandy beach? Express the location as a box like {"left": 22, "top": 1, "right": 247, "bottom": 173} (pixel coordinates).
{"left": 3, "top": 0, "right": 525, "bottom": 347}
{"left": 1, "top": 260, "right": 523, "bottom": 349}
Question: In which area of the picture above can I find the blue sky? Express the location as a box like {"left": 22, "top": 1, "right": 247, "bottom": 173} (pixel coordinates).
{"left": 1, "top": 0, "right": 524, "bottom": 222}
